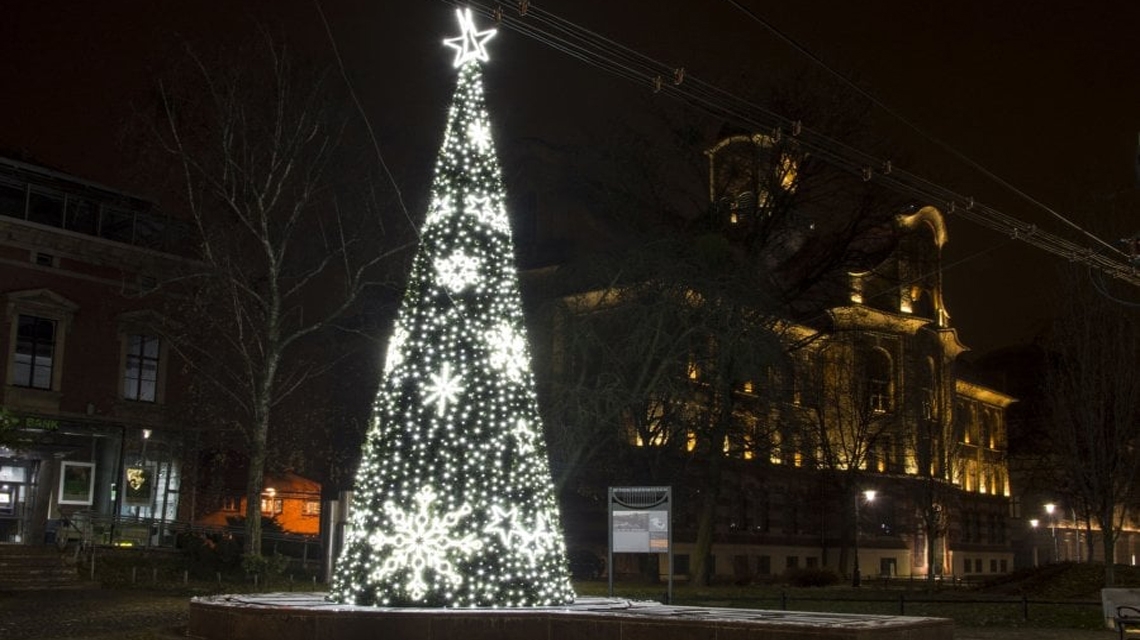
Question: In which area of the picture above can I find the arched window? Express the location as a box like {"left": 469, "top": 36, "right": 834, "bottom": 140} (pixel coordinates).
{"left": 864, "top": 348, "right": 892, "bottom": 413}
{"left": 921, "top": 357, "right": 936, "bottom": 420}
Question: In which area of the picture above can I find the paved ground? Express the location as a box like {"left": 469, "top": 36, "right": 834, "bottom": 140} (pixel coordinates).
{"left": 0, "top": 588, "right": 189, "bottom": 640}
{"left": 0, "top": 587, "right": 1119, "bottom": 639}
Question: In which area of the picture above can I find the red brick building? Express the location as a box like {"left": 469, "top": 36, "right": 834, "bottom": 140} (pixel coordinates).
{"left": 0, "top": 156, "right": 190, "bottom": 545}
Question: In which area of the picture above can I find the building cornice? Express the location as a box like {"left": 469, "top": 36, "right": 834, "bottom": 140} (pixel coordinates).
{"left": 956, "top": 379, "right": 1016, "bottom": 407}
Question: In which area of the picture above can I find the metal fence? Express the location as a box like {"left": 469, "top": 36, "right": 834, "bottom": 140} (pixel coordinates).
{"left": 55, "top": 511, "right": 320, "bottom": 562}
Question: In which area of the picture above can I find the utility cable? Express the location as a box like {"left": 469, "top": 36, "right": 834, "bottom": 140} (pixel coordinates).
{"left": 720, "top": 0, "right": 1125, "bottom": 258}
{"left": 440, "top": 0, "right": 1140, "bottom": 287}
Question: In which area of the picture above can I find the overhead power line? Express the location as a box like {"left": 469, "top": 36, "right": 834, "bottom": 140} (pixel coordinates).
{"left": 440, "top": 0, "right": 1140, "bottom": 288}
{"left": 719, "top": 0, "right": 1123, "bottom": 259}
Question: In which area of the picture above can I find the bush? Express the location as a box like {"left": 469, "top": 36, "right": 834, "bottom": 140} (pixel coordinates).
{"left": 568, "top": 548, "right": 604, "bottom": 580}
{"left": 241, "top": 553, "right": 290, "bottom": 581}
{"left": 177, "top": 530, "right": 242, "bottom": 572}
{"left": 784, "top": 567, "right": 840, "bottom": 587}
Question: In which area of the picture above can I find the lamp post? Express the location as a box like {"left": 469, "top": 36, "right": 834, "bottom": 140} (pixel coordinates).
{"left": 1072, "top": 506, "right": 1082, "bottom": 562}
{"left": 1029, "top": 519, "right": 1040, "bottom": 567}
{"left": 852, "top": 489, "right": 876, "bottom": 588}
{"left": 1044, "top": 503, "right": 1058, "bottom": 561}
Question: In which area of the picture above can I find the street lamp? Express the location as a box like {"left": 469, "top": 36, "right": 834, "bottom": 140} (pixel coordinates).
{"left": 1029, "top": 519, "right": 1040, "bottom": 567}
{"left": 852, "top": 489, "right": 877, "bottom": 588}
{"left": 1044, "top": 503, "right": 1058, "bottom": 561}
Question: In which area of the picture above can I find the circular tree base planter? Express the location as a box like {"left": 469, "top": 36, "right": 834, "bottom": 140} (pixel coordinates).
{"left": 188, "top": 593, "right": 953, "bottom": 640}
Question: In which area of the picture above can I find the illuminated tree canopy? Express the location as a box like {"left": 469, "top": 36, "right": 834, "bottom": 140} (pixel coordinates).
{"left": 329, "top": 11, "right": 575, "bottom": 607}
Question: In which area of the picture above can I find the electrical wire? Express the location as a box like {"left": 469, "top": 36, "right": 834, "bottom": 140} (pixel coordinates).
{"left": 439, "top": 0, "right": 1140, "bottom": 287}
{"left": 720, "top": 0, "right": 1125, "bottom": 258}
{"left": 314, "top": 0, "right": 420, "bottom": 242}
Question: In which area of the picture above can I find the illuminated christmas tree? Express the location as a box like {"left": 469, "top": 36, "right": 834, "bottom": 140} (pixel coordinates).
{"left": 329, "top": 9, "right": 575, "bottom": 607}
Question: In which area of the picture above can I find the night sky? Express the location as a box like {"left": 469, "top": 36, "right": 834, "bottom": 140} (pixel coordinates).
{"left": 2, "top": 1, "right": 1137, "bottom": 354}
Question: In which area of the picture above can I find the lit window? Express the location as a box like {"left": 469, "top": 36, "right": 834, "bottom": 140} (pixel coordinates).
{"left": 260, "top": 497, "right": 283, "bottom": 515}
{"left": 14, "top": 315, "right": 55, "bottom": 389}
{"left": 864, "top": 349, "right": 892, "bottom": 414}
{"left": 124, "top": 334, "right": 160, "bottom": 402}
{"left": 302, "top": 501, "right": 321, "bottom": 517}
{"left": 222, "top": 496, "right": 240, "bottom": 512}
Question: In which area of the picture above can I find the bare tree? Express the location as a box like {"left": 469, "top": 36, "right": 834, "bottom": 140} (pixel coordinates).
{"left": 792, "top": 340, "right": 896, "bottom": 580}
{"left": 149, "top": 34, "right": 402, "bottom": 558}
{"left": 1043, "top": 268, "right": 1140, "bottom": 586}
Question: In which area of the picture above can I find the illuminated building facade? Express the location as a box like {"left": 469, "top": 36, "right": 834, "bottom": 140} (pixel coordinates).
{"left": 546, "top": 133, "right": 1017, "bottom": 580}
{"left": 194, "top": 471, "right": 322, "bottom": 536}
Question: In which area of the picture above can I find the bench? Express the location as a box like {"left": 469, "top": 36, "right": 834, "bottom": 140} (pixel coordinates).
{"left": 1102, "top": 588, "right": 1140, "bottom": 638}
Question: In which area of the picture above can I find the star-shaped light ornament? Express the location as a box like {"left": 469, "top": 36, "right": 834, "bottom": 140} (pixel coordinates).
{"left": 443, "top": 8, "right": 497, "bottom": 68}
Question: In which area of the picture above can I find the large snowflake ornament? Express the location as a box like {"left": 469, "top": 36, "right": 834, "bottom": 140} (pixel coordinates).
{"left": 367, "top": 486, "right": 483, "bottom": 601}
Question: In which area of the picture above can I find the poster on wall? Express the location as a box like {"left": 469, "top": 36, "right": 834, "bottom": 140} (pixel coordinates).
{"left": 58, "top": 461, "right": 95, "bottom": 505}
{"left": 124, "top": 465, "right": 154, "bottom": 504}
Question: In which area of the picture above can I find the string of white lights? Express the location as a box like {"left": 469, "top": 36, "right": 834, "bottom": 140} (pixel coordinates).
{"left": 440, "top": 0, "right": 1140, "bottom": 287}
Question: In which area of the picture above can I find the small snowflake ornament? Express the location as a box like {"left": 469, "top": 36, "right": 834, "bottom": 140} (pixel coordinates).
{"left": 486, "top": 322, "right": 528, "bottom": 382}
{"left": 435, "top": 251, "right": 482, "bottom": 293}
{"left": 423, "top": 362, "right": 463, "bottom": 417}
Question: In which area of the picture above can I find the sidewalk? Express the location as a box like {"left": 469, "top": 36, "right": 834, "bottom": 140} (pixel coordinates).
{"left": 955, "top": 627, "right": 1112, "bottom": 639}
{"left": 0, "top": 588, "right": 189, "bottom": 640}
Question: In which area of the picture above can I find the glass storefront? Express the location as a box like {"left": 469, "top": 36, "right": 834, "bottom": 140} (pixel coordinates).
{"left": 1, "top": 420, "right": 182, "bottom": 546}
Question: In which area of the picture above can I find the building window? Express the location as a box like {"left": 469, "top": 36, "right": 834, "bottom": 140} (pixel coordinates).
{"left": 757, "top": 555, "right": 771, "bottom": 575}
{"left": 302, "top": 500, "right": 321, "bottom": 517}
{"left": 13, "top": 315, "right": 55, "bottom": 389}
{"left": 260, "top": 497, "right": 283, "bottom": 516}
{"left": 674, "top": 554, "right": 690, "bottom": 575}
{"left": 222, "top": 496, "right": 240, "bottom": 512}
{"left": 124, "top": 334, "right": 160, "bottom": 402}
{"left": 864, "top": 348, "right": 893, "bottom": 413}
{"left": 786, "top": 556, "right": 799, "bottom": 569}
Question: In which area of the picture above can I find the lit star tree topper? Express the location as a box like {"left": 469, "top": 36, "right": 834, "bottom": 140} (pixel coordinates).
{"left": 329, "top": 8, "right": 575, "bottom": 608}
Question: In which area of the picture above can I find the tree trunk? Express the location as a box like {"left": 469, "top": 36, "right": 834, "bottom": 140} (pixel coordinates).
{"left": 690, "top": 471, "right": 722, "bottom": 586}
{"left": 1100, "top": 505, "right": 1117, "bottom": 586}
{"left": 243, "top": 419, "right": 267, "bottom": 558}
{"left": 1086, "top": 519, "right": 1096, "bottom": 566}
{"left": 243, "top": 379, "right": 274, "bottom": 558}
{"left": 1103, "top": 529, "right": 1116, "bottom": 587}
{"left": 690, "top": 412, "right": 729, "bottom": 586}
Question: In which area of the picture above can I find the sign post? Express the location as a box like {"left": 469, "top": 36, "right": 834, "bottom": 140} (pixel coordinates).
{"left": 608, "top": 486, "right": 672, "bottom": 603}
